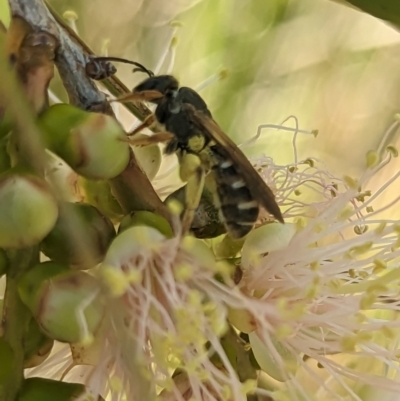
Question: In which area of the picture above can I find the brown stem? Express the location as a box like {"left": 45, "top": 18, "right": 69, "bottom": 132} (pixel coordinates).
{"left": 110, "top": 150, "right": 172, "bottom": 225}
{"left": 44, "top": 1, "right": 152, "bottom": 120}
{"left": 9, "top": 0, "right": 113, "bottom": 113}
{"left": 8, "top": 0, "right": 171, "bottom": 222}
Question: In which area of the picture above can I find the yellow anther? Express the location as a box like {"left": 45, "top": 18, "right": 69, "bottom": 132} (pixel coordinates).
{"left": 221, "top": 385, "right": 232, "bottom": 401}
{"left": 127, "top": 270, "right": 142, "bottom": 284}
{"left": 99, "top": 265, "right": 129, "bottom": 297}
{"left": 166, "top": 198, "right": 184, "bottom": 215}
{"left": 170, "top": 20, "right": 183, "bottom": 27}
{"left": 171, "top": 36, "right": 179, "bottom": 48}
{"left": 187, "top": 289, "right": 203, "bottom": 306}
{"left": 356, "top": 331, "right": 372, "bottom": 342}
{"left": 381, "top": 325, "right": 395, "bottom": 339}
{"left": 63, "top": 10, "right": 78, "bottom": 20}
{"left": 386, "top": 145, "right": 398, "bottom": 157}
{"left": 366, "top": 150, "right": 379, "bottom": 168}
{"left": 79, "top": 333, "right": 94, "bottom": 347}
{"left": 360, "top": 293, "right": 376, "bottom": 310}
{"left": 303, "top": 158, "right": 315, "bottom": 167}
{"left": 341, "top": 336, "right": 356, "bottom": 352}
{"left": 349, "top": 241, "right": 373, "bottom": 255}
{"left": 109, "top": 376, "right": 123, "bottom": 392}
{"left": 348, "top": 269, "right": 356, "bottom": 278}
{"left": 366, "top": 283, "right": 387, "bottom": 294}
{"left": 372, "top": 259, "right": 387, "bottom": 274}
{"left": 174, "top": 263, "right": 193, "bottom": 281}
{"left": 240, "top": 379, "right": 257, "bottom": 395}
{"left": 343, "top": 175, "right": 358, "bottom": 189}
{"left": 276, "top": 324, "right": 293, "bottom": 339}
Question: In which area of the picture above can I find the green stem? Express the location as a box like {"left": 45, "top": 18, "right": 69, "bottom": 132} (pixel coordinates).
{"left": 0, "top": 247, "right": 39, "bottom": 401}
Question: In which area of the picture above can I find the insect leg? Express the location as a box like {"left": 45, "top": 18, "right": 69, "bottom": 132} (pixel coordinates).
{"left": 111, "top": 90, "right": 163, "bottom": 104}
{"left": 127, "top": 114, "right": 156, "bottom": 137}
{"left": 179, "top": 153, "right": 206, "bottom": 235}
{"left": 124, "top": 132, "right": 174, "bottom": 147}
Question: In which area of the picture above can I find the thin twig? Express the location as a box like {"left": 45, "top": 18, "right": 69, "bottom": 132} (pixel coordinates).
{"left": 9, "top": 0, "right": 111, "bottom": 113}
{"left": 9, "top": 0, "right": 151, "bottom": 119}
{"left": 7, "top": 0, "right": 172, "bottom": 226}
{"left": 44, "top": 0, "right": 152, "bottom": 120}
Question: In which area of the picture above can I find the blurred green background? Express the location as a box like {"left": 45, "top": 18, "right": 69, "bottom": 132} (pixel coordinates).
{"left": 2, "top": 0, "right": 400, "bottom": 215}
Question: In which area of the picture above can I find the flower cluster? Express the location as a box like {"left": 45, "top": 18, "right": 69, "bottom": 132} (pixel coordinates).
{"left": 2, "top": 9, "right": 400, "bottom": 401}
{"left": 22, "top": 120, "right": 400, "bottom": 401}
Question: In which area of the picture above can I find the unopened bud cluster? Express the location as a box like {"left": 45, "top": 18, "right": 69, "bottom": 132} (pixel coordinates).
{"left": 0, "top": 103, "right": 177, "bottom": 400}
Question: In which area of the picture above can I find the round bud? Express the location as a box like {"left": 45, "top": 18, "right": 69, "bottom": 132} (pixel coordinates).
{"left": 118, "top": 210, "right": 173, "bottom": 238}
{"left": 18, "top": 261, "right": 70, "bottom": 311}
{"left": 39, "top": 104, "right": 130, "bottom": 179}
{"left": 20, "top": 263, "right": 105, "bottom": 343}
{"left": 0, "top": 172, "right": 58, "bottom": 248}
{"left": 41, "top": 202, "right": 116, "bottom": 269}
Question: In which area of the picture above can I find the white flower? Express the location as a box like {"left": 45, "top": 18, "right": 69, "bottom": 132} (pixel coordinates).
{"left": 26, "top": 117, "right": 400, "bottom": 401}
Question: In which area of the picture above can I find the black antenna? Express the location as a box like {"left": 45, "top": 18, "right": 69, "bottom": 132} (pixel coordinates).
{"left": 91, "top": 56, "right": 154, "bottom": 77}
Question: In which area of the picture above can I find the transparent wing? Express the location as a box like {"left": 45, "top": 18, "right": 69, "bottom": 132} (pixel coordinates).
{"left": 186, "top": 105, "right": 284, "bottom": 223}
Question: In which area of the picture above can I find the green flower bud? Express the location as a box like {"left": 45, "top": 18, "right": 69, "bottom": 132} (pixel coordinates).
{"left": 20, "top": 263, "right": 105, "bottom": 343}
{"left": 39, "top": 104, "right": 130, "bottom": 179}
{"left": 118, "top": 210, "right": 173, "bottom": 238}
{"left": 38, "top": 271, "right": 104, "bottom": 343}
{"left": 41, "top": 202, "right": 116, "bottom": 269}
{"left": 78, "top": 177, "right": 123, "bottom": 222}
{"left": 23, "top": 317, "right": 54, "bottom": 369}
{"left": 0, "top": 172, "right": 58, "bottom": 248}
{"left": 18, "top": 378, "right": 103, "bottom": 401}
{"left": 18, "top": 261, "right": 70, "bottom": 311}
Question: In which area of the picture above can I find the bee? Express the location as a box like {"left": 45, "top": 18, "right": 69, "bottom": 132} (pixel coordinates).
{"left": 88, "top": 57, "right": 284, "bottom": 238}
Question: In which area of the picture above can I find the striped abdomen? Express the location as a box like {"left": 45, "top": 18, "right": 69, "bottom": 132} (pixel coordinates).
{"left": 210, "top": 146, "right": 259, "bottom": 239}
